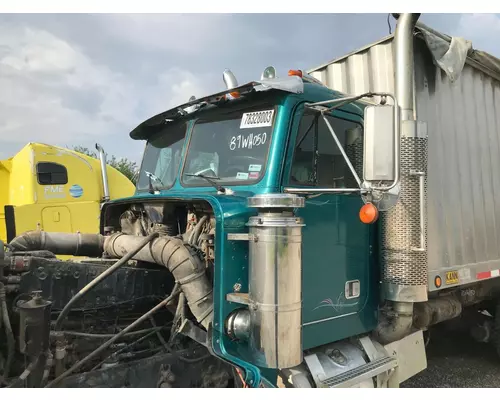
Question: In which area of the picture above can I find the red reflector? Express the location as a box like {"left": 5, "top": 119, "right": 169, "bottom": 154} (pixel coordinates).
{"left": 477, "top": 271, "right": 491, "bottom": 280}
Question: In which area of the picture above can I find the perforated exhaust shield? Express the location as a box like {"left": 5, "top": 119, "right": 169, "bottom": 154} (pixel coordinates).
{"left": 380, "top": 125, "right": 428, "bottom": 303}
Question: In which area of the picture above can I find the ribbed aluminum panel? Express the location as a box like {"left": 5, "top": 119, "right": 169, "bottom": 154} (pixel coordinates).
{"left": 308, "top": 34, "right": 500, "bottom": 292}
{"left": 309, "top": 36, "right": 396, "bottom": 107}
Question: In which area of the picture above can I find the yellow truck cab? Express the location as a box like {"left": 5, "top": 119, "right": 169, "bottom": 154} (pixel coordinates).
{"left": 0, "top": 142, "right": 135, "bottom": 244}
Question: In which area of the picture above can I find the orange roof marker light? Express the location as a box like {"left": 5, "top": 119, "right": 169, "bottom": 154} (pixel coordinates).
{"left": 288, "top": 69, "right": 303, "bottom": 77}
{"left": 223, "top": 69, "right": 241, "bottom": 100}
{"left": 359, "top": 202, "right": 379, "bottom": 224}
{"left": 288, "top": 69, "right": 327, "bottom": 87}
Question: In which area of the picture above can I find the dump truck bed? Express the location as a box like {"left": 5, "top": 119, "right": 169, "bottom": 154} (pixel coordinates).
{"left": 308, "top": 23, "right": 500, "bottom": 292}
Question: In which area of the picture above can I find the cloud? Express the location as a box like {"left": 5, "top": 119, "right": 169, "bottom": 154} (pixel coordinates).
{"left": 453, "top": 13, "right": 500, "bottom": 55}
{"left": 160, "top": 69, "right": 216, "bottom": 108}
{"left": 0, "top": 22, "right": 214, "bottom": 161}
{"left": 0, "top": 24, "right": 132, "bottom": 144}
{"left": 1, "top": 13, "right": 498, "bottom": 165}
{"left": 100, "top": 14, "right": 232, "bottom": 55}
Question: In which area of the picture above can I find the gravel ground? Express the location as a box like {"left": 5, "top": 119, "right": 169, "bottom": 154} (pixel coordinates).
{"left": 402, "top": 327, "right": 500, "bottom": 388}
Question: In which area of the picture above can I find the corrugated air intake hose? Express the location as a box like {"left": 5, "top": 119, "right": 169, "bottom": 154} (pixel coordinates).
{"left": 9, "top": 231, "right": 213, "bottom": 330}
{"left": 103, "top": 233, "right": 213, "bottom": 329}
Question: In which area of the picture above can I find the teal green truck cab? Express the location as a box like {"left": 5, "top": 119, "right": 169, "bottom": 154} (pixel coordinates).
{"left": 100, "top": 74, "right": 381, "bottom": 387}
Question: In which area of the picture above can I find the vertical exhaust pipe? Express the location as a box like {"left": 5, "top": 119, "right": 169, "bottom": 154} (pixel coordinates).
{"left": 375, "top": 13, "right": 423, "bottom": 345}
{"left": 95, "top": 144, "right": 110, "bottom": 202}
{"left": 392, "top": 13, "right": 421, "bottom": 121}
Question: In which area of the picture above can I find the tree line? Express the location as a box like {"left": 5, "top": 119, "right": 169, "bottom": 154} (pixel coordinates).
{"left": 72, "top": 146, "right": 139, "bottom": 185}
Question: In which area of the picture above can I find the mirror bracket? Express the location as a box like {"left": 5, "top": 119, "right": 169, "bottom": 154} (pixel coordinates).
{"left": 305, "top": 92, "right": 400, "bottom": 194}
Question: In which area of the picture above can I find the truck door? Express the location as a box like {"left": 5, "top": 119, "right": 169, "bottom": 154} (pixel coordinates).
{"left": 281, "top": 104, "right": 378, "bottom": 350}
{"left": 36, "top": 161, "right": 73, "bottom": 233}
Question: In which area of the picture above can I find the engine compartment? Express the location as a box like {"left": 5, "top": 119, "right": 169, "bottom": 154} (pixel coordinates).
{"left": 0, "top": 199, "right": 232, "bottom": 388}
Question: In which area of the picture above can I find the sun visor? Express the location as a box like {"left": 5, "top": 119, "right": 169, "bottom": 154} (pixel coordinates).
{"left": 130, "top": 76, "right": 303, "bottom": 141}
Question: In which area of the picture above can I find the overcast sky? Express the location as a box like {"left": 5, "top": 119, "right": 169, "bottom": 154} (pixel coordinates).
{"left": 1, "top": 13, "right": 499, "bottom": 164}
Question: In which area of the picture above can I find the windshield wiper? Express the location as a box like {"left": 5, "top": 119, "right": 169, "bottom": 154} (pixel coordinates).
{"left": 144, "top": 171, "right": 165, "bottom": 194}
{"left": 185, "top": 173, "right": 227, "bottom": 193}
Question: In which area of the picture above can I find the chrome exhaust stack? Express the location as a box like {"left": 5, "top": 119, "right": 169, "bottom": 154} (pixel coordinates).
{"left": 392, "top": 13, "right": 421, "bottom": 121}
{"left": 95, "top": 143, "right": 110, "bottom": 202}
{"left": 375, "top": 12, "right": 425, "bottom": 345}
{"left": 380, "top": 12, "right": 427, "bottom": 304}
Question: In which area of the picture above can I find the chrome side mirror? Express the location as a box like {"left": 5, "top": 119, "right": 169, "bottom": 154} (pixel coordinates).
{"left": 363, "top": 105, "right": 396, "bottom": 182}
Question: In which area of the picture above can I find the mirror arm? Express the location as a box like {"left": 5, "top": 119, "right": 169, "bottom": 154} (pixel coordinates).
{"left": 306, "top": 92, "right": 400, "bottom": 193}
{"left": 284, "top": 187, "right": 367, "bottom": 194}
{"left": 306, "top": 93, "right": 372, "bottom": 108}
{"left": 321, "top": 113, "right": 362, "bottom": 188}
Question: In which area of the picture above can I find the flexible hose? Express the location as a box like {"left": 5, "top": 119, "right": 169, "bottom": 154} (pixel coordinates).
{"left": 10, "top": 230, "right": 214, "bottom": 331}
{"left": 189, "top": 215, "right": 208, "bottom": 245}
{"left": 104, "top": 233, "right": 213, "bottom": 330}
{"left": 6, "top": 250, "right": 56, "bottom": 258}
{"left": 53, "top": 328, "right": 159, "bottom": 339}
{"left": 170, "top": 292, "right": 185, "bottom": 341}
{"left": 0, "top": 283, "right": 15, "bottom": 381}
{"left": 9, "top": 231, "right": 104, "bottom": 257}
{"left": 45, "top": 284, "right": 181, "bottom": 388}
{"left": 91, "top": 324, "right": 171, "bottom": 371}
{"left": 54, "top": 232, "right": 159, "bottom": 331}
{"left": 162, "top": 341, "right": 211, "bottom": 364}
{"left": 40, "top": 351, "right": 53, "bottom": 387}
{"left": 150, "top": 316, "right": 169, "bottom": 349}
{"left": 6, "top": 357, "right": 40, "bottom": 388}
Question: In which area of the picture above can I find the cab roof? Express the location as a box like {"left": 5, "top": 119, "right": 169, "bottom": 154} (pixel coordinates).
{"left": 129, "top": 74, "right": 365, "bottom": 142}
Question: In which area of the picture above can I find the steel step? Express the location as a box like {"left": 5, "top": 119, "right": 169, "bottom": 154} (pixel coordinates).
{"left": 319, "top": 355, "right": 398, "bottom": 388}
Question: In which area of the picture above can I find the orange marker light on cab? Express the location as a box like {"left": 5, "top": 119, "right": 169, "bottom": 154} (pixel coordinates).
{"left": 359, "top": 203, "right": 379, "bottom": 224}
{"left": 288, "top": 69, "right": 303, "bottom": 77}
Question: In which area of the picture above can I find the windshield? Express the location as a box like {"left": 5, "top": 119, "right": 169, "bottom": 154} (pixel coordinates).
{"left": 181, "top": 106, "right": 276, "bottom": 186}
{"left": 136, "top": 121, "right": 187, "bottom": 191}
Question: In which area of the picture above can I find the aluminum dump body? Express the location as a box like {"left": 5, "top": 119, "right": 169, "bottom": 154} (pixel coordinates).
{"left": 308, "top": 23, "right": 500, "bottom": 292}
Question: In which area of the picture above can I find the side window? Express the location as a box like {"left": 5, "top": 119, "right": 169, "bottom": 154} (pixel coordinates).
{"left": 36, "top": 162, "right": 68, "bottom": 185}
{"left": 288, "top": 111, "right": 363, "bottom": 188}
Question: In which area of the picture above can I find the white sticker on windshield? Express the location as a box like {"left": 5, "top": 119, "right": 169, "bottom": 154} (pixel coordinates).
{"left": 248, "top": 164, "right": 262, "bottom": 172}
{"left": 236, "top": 172, "right": 249, "bottom": 180}
{"left": 240, "top": 110, "right": 274, "bottom": 129}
